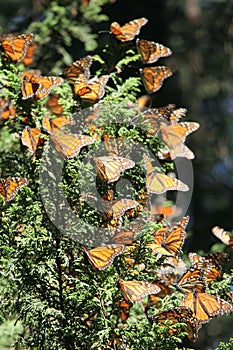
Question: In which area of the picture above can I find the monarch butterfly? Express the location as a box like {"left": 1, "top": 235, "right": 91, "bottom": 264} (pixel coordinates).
{"left": 46, "top": 95, "right": 63, "bottom": 116}
{"left": 63, "top": 56, "right": 93, "bottom": 84}
{"left": 143, "top": 154, "right": 189, "bottom": 194}
{"left": 117, "top": 300, "right": 132, "bottom": 321}
{"left": 175, "top": 265, "right": 209, "bottom": 294}
{"left": 118, "top": 279, "right": 161, "bottom": 303}
{"left": 110, "top": 18, "right": 148, "bottom": 42}
{"left": 149, "top": 203, "right": 182, "bottom": 220}
{"left": 103, "top": 136, "right": 131, "bottom": 158}
{"left": 74, "top": 74, "right": 109, "bottom": 102}
{"left": 182, "top": 290, "right": 233, "bottom": 322}
{"left": 83, "top": 244, "right": 125, "bottom": 270}
{"left": 212, "top": 226, "right": 233, "bottom": 249}
{"left": 146, "top": 216, "right": 188, "bottom": 257}
{"left": 157, "top": 144, "right": 195, "bottom": 160}
{"left": 93, "top": 155, "right": 135, "bottom": 183}
{"left": 101, "top": 198, "right": 139, "bottom": 220}
{"left": 156, "top": 256, "right": 187, "bottom": 281}
{"left": 106, "top": 222, "right": 142, "bottom": 245}
{"left": 140, "top": 66, "right": 174, "bottom": 94}
{"left": 0, "top": 97, "right": 16, "bottom": 122}
{"left": 160, "top": 122, "right": 200, "bottom": 150}
{"left": 50, "top": 133, "right": 95, "bottom": 159}
{"left": 136, "top": 39, "right": 172, "bottom": 64}
{"left": 188, "top": 252, "right": 226, "bottom": 283}
{"left": 0, "top": 177, "right": 29, "bottom": 201}
{"left": 22, "top": 42, "right": 36, "bottom": 66}
{"left": 42, "top": 115, "right": 73, "bottom": 135}
{"left": 21, "top": 126, "right": 45, "bottom": 153}
{"left": 148, "top": 306, "right": 202, "bottom": 339}
{"left": 137, "top": 95, "right": 152, "bottom": 108}
{"left": 141, "top": 105, "right": 187, "bottom": 135}
{"left": 21, "top": 70, "right": 64, "bottom": 100}
{"left": 0, "top": 33, "right": 34, "bottom": 62}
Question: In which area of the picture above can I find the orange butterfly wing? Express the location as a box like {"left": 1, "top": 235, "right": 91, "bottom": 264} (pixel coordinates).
{"left": 22, "top": 42, "right": 36, "bottom": 66}
{"left": 147, "top": 216, "right": 188, "bottom": 257}
{"left": 74, "top": 74, "right": 109, "bottom": 102}
{"left": 0, "top": 177, "right": 29, "bottom": 201}
{"left": 176, "top": 265, "right": 208, "bottom": 294}
{"left": 149, "top": 306, "right": 202, "bottom": 339}
{"left": 46, "top": 95, "right": 63, "bottom": 116}
{"left": 0, "top": 97, "right": 16, "bottom": 122}
{"left": 21, "top": 126, "right": 44, "bottom": 152}
{"left": 110, "top": 18, "right": 148, "bottom": 42}
{"left": 63, "top": 56, "right": 92, "bottom": 83}
{"left": 136, "top": 39, "right": 172, "bottom": 64}
{"left": 146, "top": 172, "right": 189, "bottom": 194}
{"left": 111, "top": 199, "right": 139, "bottom": 219}
{"left": 50, "top": 133, "right": 94, "bottom": 159}
{"left": 21, "top": 71, "right": 64, "bottom": 100}
{"left": 140, "top": 66, "right": 173, "bottom": 94}
{"left": 1, "top": 33, "right": 34, "bottom": 62}
{"left": 42, "top": 115, "right": 73, "bottom": 135}
{"left": 93, "top": 156, "right": 135, "bottom": 183}
{"left": 212, "top": 226, "right": 233, "bottom": 249}
{"left": 118, "top": 279, "right": 161, "bottom": 303}
{"left": 182, "top": 291, "right": 233, "bottom": 322}
{"left": 83, "top": 244, "right": 125, "bottom": 270}
{"left": 160, "top": 122, "right": 200, "bottom": 149}
{"left": 157, "top": 144, "right": 195, "bottom": 160}
{"left": 188, "top": 253, "right": 225, "bottom": 283}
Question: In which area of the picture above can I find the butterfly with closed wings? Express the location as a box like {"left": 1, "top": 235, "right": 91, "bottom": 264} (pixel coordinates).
{"left": 212, "top": 226, "right": 233, "bottom": 249}
{"left": 143, "top": 153, "right": 189, "bottom": 194}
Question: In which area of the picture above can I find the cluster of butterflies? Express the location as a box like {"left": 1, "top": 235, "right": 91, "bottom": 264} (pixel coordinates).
{"left": 82, "top": 215, "right": 233, "bottom": 340}
{"left": 1, "top": 19, "right": 232, "bottom": 343}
